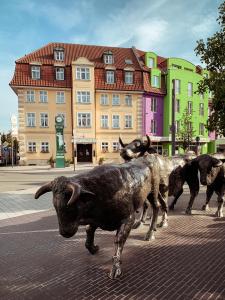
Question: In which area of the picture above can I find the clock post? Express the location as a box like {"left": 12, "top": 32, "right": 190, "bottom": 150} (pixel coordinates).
{"left": 55, "top": 116, "right": 65, "bottom": 168}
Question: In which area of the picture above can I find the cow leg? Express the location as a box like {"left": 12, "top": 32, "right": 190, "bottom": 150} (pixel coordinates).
{"left": 158, "top": 191, "right": 168, "bottom": 228}
{"left": 185, "top": 179, "right": 199, "bottom": 215}
{"left": 169, "top": 188, "right": 183, "bottom": 210}
{"left": 85, "top": 224, "right": 99, "bottom": 255}
{"left": 145, "top": 193, "right": 160, "bottom": 241}
{"left": 109, "top": 214, "right": 135, "bottom": 279}
{"left": 141, "top": 199, "right": 150, "bottom": 223}
{"left": 202, "top": 186, "right": 214, "bottom": 211}
{"left": 215, "top": 187, "right": 225, "bottom": 218}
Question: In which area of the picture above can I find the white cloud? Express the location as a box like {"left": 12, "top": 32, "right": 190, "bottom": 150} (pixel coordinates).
{"left": 192, "top": 14, "right": 217, "bottom": 37}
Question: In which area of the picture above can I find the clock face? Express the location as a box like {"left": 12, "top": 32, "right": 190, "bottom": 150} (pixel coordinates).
{"left": 56, "top": 116, "right": 63, "bottom": 123}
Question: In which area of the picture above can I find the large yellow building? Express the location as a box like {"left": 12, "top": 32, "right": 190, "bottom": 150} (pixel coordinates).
{"left": 10, "top": 43, "right": 154, "bottom": 165}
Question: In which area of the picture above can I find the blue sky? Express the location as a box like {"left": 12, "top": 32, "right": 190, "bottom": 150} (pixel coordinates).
{"left": 0, "top": 0, "right": 222, "bottom": 132}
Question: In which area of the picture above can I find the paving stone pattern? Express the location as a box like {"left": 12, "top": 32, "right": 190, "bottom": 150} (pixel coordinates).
{"left": 0, "top": 193, "right": 225, "bottom": 300}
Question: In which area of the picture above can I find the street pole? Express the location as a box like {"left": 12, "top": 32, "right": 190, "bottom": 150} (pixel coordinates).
{"left": 73, "top": 129, "right": 76, "bottom": 172}
{"left": 171, "top": 79, "right": 176, "bottom": 156}
{"left": 11, "top": 135, "right": 14, "bottom": 168}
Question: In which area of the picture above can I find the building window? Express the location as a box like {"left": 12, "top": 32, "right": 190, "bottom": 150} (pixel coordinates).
{"left": 40, "top": 91, "right": 48, "bottom": 103}
{"left": 112, "top": 115, "right": 120, "bottom": 128}
{"left": 199, "top": 123, "right": 205, "bottom": 135}
{"left": 26, "top": 113, "right": 35, "bottom": 127}
{"left": 175, "top": 79, "right": 181, "bottom": 94}
{"left": 125, "top": 71, "right": 133, "bottom": 84}
{"left": 200, "top": 93, "right": 204, "bottom": 100}
{"left": 151, "top": 119, "right": 157, "bottom": 134}
{"left": 101, "top": 142, "right": 109, "bottom": 152}
{"left": 148, "top": 57, "right": 154, "bottom": 68}
{"left": 27, "top": 142, "right": 36, "bottom": 152}
{"left": 125, "top": 115, "right": 132, "bottom": 128}
{"left": 151, "top": 97, "right": 157, "bottom": 112}
{"left": 152, "top": 75, "right": 159, "bottom": 87}
{"left": 40, "top": 113, "right": 49, "bottom": 127}
{"left": 56, "top": 113, "right": 66, "bottom": 127}
{"left": 188, "top": 122, "right": 192, "bottom": 131}
{"left": 26, "top": 90, "right": 35, "bottom": 102}
{"left": 188, "top": 101, "right": 192, "bottom": 114}
{"left": 76, "top": 67, "right": 90, "bottom": 80}
{"left": 199, "top": 103, "right": 204, "bottom": 116}
{"left": 175, "top": 99, "right": 180, "bottom": 113}
{"left": 54, "top": 49, "right": 64, "bottom": 61}
{"left": 77, "top": 91, "right": 91, "bottom": 103}
{"left": 125, "top": 95, "right": 132, "bottom": 106}
{"left": 106, "top": 70, "right": 115, "bottom": 84}
{"left": 188, "top": 82, "right": 193, "bottom": 97}
{"left": 56, "top": 91, "right": 65, "bottom": 104}
{"left": 56, "top": 67, "right": 64, "bottom": 80}
{"left": 100, "top": 115, "right": 109, "bottom": 128}
{"left": 100, "top": 94, "right": 109, "bottom": 105}
{"left": 77, "top": 113, "right": 91, "bottom": 128}
{"left": 112, "top": 142, "right": 119, "bottom": 152}
{"left": 41, "top": 142, "right": 49, "bottom": 153}
{"left": 104, "top": 54, "right": 113, "bottom": 64}
{"left": 31, "top": 66, "right": 40, "bottom": 80}
{"left": 112, "top": 94, "right": 120, "bottom": 106}
{"left": 175, "top": 120, "right": 180, "bottom": 133}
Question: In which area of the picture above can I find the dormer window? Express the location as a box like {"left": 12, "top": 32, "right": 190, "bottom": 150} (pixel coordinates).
{"left": 148, "top": 58, "right": 154, "bottom": 68}
{"left": 31, "top": 66, "right": 40, "bottom": 80}
{"left": 106, "top": 70, "right": 115, "bottom": 84}
{"left": 103, "top": 51, "right": 114, "bottom": 64}
{"left": 54, "top": 47, "right": 64, "bottom": 61}
{"left": 56, "top": 67, "right": 65, "bottom": 80}
{"left": 125, "top": 71, "right": 133, "bottom": 84}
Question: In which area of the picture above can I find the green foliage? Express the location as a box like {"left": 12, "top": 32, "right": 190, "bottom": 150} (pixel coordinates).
{"left": 195, "top": 1, "right": 225, "bottom": 135}
{"left": 0, "top": 132, "right": 19, "bottom": 151}
{"left": 176, "top": 108, "right": 196, "bottom": 151}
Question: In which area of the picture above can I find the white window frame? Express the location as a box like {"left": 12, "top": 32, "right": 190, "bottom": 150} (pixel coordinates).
{"left": 149, "top": 57, "right": 154, "bottom": 68}
{"left": 188, "top": 82, "right": 193, "bottom": 97}
{"left": 26, "top": 113, "right": 36, "bottom": 127}
{"left": 26, "top": 90, "right": 35, "bottom": 102}
{"left": 56, "top": 67, "right": 65, "bottom": 80}
{"left": 31, "top": 66, "right": 40, "bottom": 80}
{"left": 41, "top": 142, "right": 49, "bottom": 153}
{"left": 106, "top": 70, "right": 115, "bottom": 84}
{"left": 152, "top": 75, "right": 159, "bottom": 87}
{"left": 125, "top": 95, "right": 132, "bottom": 106}
{"left": 54, "top": 50, "right": 64, "bottom": 61}
{"left": 76, "top": 67, "right": 90, "bottom": 80}
{"left": 100, "top": 115, "right": 109, "bottom": 128}
{"left": 40, "top": 113, "right": 49, "bottom": 128}
{"left": 77, "top": 112, "right": 91, "bottom": 128}
{"left": 104, "top": 55, "right": 113, "bottom": 64}
{"left": 27, "top": 142, "right": 36, "bottom": 152}
{"left": 125, "top": 115, "right": 132, "bottom": 128}
{"left": 112, "top": 115, "right": 120, "bottom": 128}
{"left": 175, "top": 79, "right": 181, "bottom": 95}
{"left": 199, "top": 103, "right": 204, "bottom": 116}
{"left": 112, "top": 94, "right": 120, "bottom": 106}
{"left": 199, "top": 123, "right": 205, "bottom": 135}
{"left": 56, "top": 91, "right": 65, "bottom": 104}
{"left": 77, "top": 91, "right": 91, "bottom": 104}
{"left": 101, "top": 142, "right": 109, "bottom": 152}
{"left": 125, "top": 71, "right": 133, "bottom": 84}
{"left": 100, "top": 94, "right": 109, "bottom": 105}
{"left": 39, "top": 90, "right": 48, "bottom": 103}
{"left": 112, "top": 142, "right": 119, "bottom": 152}
{"left": 151, "top": 119, "right": 157, "bottom": 134}
{"left": 151, "top": 97, "right": 157, "bottom": 113}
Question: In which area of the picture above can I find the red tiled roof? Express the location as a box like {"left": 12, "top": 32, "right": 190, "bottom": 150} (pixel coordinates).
{"left": 143, "top": 72, "right": 166, "bottom": 95}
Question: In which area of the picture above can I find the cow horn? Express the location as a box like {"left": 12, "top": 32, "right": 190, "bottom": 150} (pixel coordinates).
{"left": 67, "top": 182, "right": 81, "bottom": 206}
{"left": 212, "top": 158, "right": 223, "bottom": 167}
{"left": 145, "top": 135, "right": 151, "bottom": 149}
{"left": 35, "top": 182, "right": 52, "bottom": 199}
{"left": 119, "top": 137, "right": 125, "bottom": 148}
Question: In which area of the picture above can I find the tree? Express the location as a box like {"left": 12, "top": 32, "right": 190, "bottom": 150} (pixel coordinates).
{"left": 0, "top": 131, "right": 19, "bottom": 151}
{"left": 195, "top": 1, "right": 225, "bottom": 135}
{"left": 176, "top": 108, "right": 196, "bottom": 152}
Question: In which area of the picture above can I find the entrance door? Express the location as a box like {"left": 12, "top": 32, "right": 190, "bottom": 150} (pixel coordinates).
{"left": 77, "top": 144, "right": 92, "bottom": 162}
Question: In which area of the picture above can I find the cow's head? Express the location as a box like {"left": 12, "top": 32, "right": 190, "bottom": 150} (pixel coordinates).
{"left": 168, "top": 166, "right": 185, "bottom": 196}
{"left": 191, "top": 154, "right": 222, "bottom": 185}
{"left": 119, "top": 135, "right": 156, "bottom": 162}
{"left": 35, "top": 176, "right": 95, "bottom": 238}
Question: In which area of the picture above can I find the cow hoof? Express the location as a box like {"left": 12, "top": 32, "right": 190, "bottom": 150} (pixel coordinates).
{"left": 215, "top": 211, "right": 223, "bottom": 218}
{"left": 145, "top": 231, "right": 155, "bottom": 241}
{"left": 202, "top": 204, "right": 209, "bottom": 211}
{"left": 86, "top": 244, "right": 99, "bottom": 255}
{"left": 159, "top": 221, "right": 168, "bottom": 228}
{"left": 108, "top": 267, "right": 122, "bottom": 280}
{"left": 185, "top": 208, "right": 192, "bottom": 215}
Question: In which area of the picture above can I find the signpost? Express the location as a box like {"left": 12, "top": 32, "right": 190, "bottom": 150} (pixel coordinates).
{"left": 11, "top": 114, "right": 18, "bottom": 168}
{"left": 55, "top": 116, "right": 65, "bottom": 168}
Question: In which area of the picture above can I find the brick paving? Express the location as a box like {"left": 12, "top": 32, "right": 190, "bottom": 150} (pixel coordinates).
{"left": 0, "top": 188, "right": 225, "bottom": 299}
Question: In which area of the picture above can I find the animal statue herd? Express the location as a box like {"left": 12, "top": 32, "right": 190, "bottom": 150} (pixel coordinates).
{"left": 35, "top": 136, "right": 225, "bottom": 279}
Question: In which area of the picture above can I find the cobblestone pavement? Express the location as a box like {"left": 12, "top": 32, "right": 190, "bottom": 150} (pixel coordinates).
{"left": 0, "top": 185, "right": 225, "bottom": 300}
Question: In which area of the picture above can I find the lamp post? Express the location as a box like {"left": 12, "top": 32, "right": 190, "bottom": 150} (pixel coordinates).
{"left": 171, "top": 79, "right": 176, "bottom": 156}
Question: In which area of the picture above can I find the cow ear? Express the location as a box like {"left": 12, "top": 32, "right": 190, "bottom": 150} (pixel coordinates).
{"left": 212, "top": 157, "right": 222, "bottom": 167}
{"left": 119, "top": 137, "right": 125, "bottom": 148}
